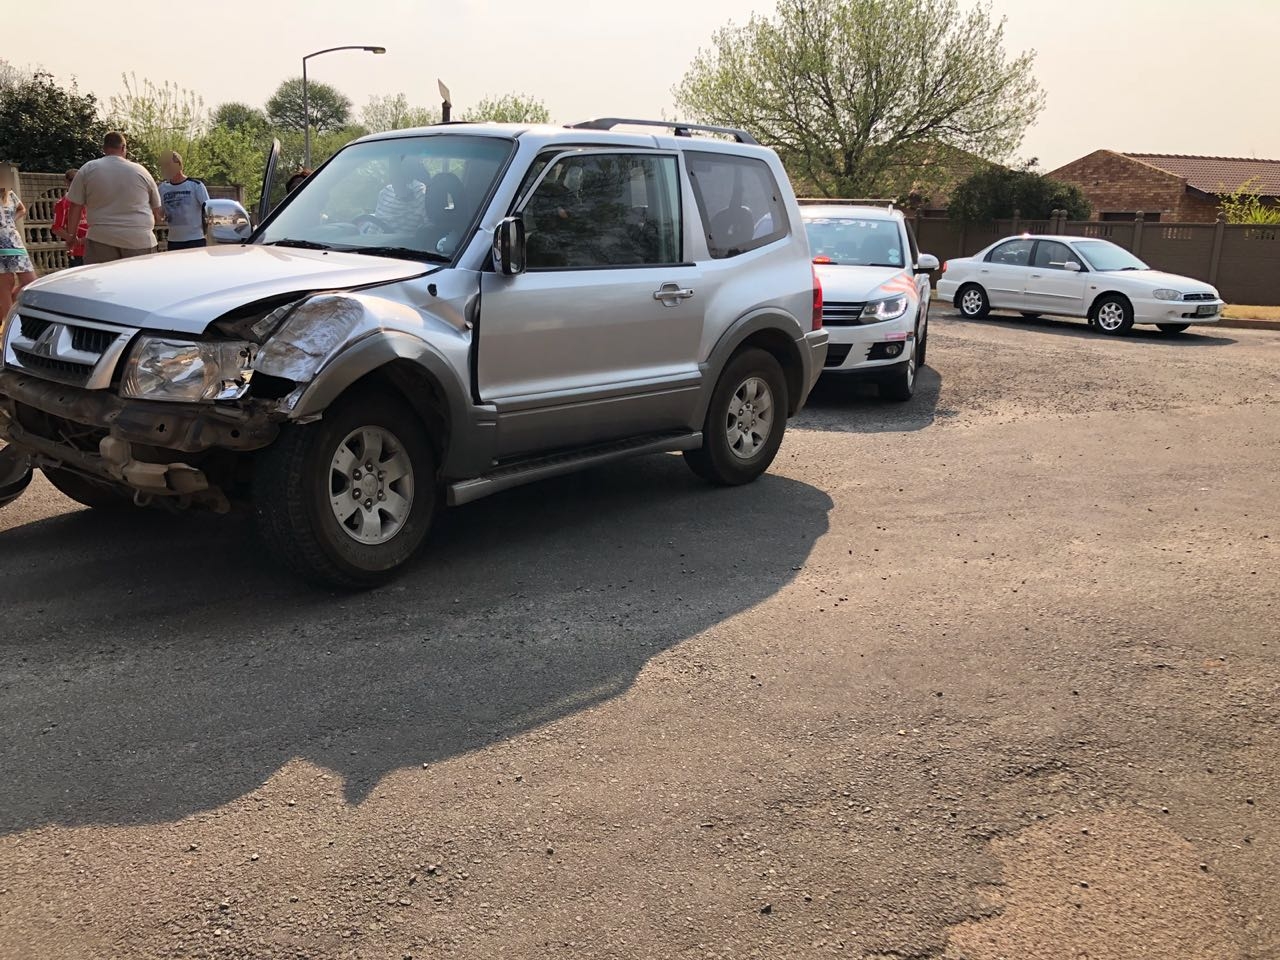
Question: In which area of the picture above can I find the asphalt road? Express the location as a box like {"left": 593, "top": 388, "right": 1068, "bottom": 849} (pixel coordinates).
{"left": 1, "top": 311, "right": 1277, "bottom": 960}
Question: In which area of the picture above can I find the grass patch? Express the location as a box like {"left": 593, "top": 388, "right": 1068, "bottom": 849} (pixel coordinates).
{"left": 1223, "top": 305, "right": 1280, "bottom": 321}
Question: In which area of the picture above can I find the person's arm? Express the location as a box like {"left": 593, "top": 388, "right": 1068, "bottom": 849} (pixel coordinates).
{"left": 59, "top": 202, "right": 85, "bottom": 243}
{"left": 64, "top": 171, "right": 87, "bottom": 241}
{"left": 146, "top": 173, "right": 164, "bottom": 226}
{"left": 196, "top": 181, "right": 210, "bottom": 234}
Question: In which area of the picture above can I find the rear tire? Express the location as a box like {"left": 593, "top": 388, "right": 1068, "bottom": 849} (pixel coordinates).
{"left": 42, "top": 466, "right": 137, "bottom": 511}
{"left": 684, "top": 348, "right": 788, "bottom": 486}
{"left": 254, "top": 389, "right": 437, "bottom": 589}
{"left": 1158, "top": 323, "right": 1190, "bottom": 335}
{"left": 957, "top": 284, "right": 989, "bottom": 319}
{"left": 1093, "top": 295, "right": 1134, "bottom": 336}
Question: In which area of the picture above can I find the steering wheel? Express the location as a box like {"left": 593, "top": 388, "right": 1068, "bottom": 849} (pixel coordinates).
{"left": 352, "top": 214, "right": 393, "bottom": 235}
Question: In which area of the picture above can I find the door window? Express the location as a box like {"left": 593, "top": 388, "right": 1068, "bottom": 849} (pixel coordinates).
{"left": 520, "top": 153, "right": 681, "bottom": 269}
{"left": 1032, "top": 241, "right": 1078, "bottom": 270}
{"left": 986, "top": 239, "right": 1034, "bottom": 266}
{"left": 685, "top": 151, "right": 788, "bottom": 259}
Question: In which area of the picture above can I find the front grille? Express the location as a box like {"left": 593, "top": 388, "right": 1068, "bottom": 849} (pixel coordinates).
{"left": 825, "top": 344, "right": 853, "bottom": 367}
{"left": 11, "top": 349, "right": 96, "bottom": 381}
{"left": 71, "top": 326, "right": 117, "bottom": 353}
{"left": 4, "top": 312, "right": 138, "bottom": 390}
{"left": 1182, "top": 293, "right": 1215, "bottom": 302}
{"left": 19, "top": 315, "right": 52, "bottom": 340}
{"left": 822, "top": 301, "right": 868, "bottom": 326}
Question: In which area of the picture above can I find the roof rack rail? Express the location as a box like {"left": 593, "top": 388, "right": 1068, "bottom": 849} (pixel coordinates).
{"left": 798, "top": 197, "right": 897, "bottom": 209}
{"left": 568, "top": 118, "right": 759, "bottom": 146}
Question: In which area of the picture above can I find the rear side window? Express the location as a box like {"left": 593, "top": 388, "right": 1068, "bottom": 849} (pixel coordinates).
{"left": 685, "top": 151, "right": 788, "bottom": 259}
{"left": 987, "top": 239, "right": 1035, "bottom": 266}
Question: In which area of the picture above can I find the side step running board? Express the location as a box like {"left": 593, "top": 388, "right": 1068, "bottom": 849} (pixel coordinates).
{"left": 447, "top": 431, "right": 702, "bottom": 507}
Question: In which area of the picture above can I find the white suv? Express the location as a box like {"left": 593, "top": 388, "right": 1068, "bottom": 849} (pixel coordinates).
{"left": 802, "top": 204, "right": 938, "bottom": 400}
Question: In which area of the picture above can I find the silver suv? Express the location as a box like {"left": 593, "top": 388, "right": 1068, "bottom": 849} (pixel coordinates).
{"left": 0, "top": 119, "right": 828, "bottom": 587}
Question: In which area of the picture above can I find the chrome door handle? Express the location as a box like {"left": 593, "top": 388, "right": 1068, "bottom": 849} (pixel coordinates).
{"left": 654, "top": 282, "right": 695, "bottom": 306}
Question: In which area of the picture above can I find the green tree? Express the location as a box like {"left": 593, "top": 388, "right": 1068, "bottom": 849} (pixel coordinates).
{"left": 212, "top": 101, "right": 269, "bottom": 136}
{"left": 0, "top": 70, "right": 106, "bottom": 171}
{"left": 1218, "top": 179, "right": 1280, "bottom": 225}
{"left": 267, "top": 77, "right": 352, "bottom": 132}
{"left": 361, "top": 93, "right": 438, "bottom": 132}
{"left": 460, "top": 93, "right": 551, "bottom": 124}
{"left": 108, "top": 73, "right": 206, "bottom": 167}
{"left": 675, "top": 0, "right": 1043, "bottom": 198}
{"left": 187, "top": 125, "right": 267, "bottom": 199}
{"left": 947, "top": 162, "right": 1090, "bottom": 221}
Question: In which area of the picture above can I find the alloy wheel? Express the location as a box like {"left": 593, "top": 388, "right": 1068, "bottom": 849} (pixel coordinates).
{"left": 725, "top": 376, "right": 775, "bottom": 461}
{"left": 328, "top": 426, "right": 416, "bottom": 545}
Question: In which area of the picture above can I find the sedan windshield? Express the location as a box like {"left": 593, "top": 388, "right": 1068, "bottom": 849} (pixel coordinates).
{"left": 803, "top": 217, "right": 905, "bottom": 268}
{"left": 259, "top": 134, "right": 514, "bottom": 261}
{"left": 1073, "top": 240, "right": 1149, "bottom": 272}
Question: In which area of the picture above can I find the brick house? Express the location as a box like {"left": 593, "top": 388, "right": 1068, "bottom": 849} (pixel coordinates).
{"left": 1047, "top": 150, "right": 1280, "bottom": 222}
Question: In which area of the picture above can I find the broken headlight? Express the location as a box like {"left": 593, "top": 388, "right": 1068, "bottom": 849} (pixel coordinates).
{"left": 120, "top": 337, "right": 257, "bottom": 402}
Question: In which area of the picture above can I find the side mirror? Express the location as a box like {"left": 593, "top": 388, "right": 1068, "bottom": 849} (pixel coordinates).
{"left": 205, "top": 199, "right": 253, "bottom": 245}
{"left": 492, "top": 216, "right": 527, "bottom": 276}
{"left": 1064, "top": 260, "right": 1082, "bottom": 272}
{"left": 914, "top": 253, "right": 940, "bottom": 273}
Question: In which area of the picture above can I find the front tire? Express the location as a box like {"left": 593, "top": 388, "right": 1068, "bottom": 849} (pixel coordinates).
{"left": 958, "top": 284, "right": 990, "bottom": 319}
{"left": 880, "top": 350, "right": 917, "bottom": 402}
{"left": 1093, "top": 295, "right": 1134, "bottom": 336}
{"left": 254, "top": 390, "right": 436, "bottom": 589}
{"left": 1158, "top": 323, "right": 1190, "bottom": 335}
{"left": 42, "top": 466, "right": 137, "bottom": 511}
{"left": 684, "top": 347, "right": 788, "bottom": 486}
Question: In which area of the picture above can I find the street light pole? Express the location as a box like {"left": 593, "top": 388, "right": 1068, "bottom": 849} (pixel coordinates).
{"left": 301, "top": 44, "right": 387, "bottom": 168}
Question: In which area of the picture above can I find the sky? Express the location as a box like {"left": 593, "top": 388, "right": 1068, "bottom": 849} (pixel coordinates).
{"left": 7, "top": 0, "right": 1280, "bottom": 170}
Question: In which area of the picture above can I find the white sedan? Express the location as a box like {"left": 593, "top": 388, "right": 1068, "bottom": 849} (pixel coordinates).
{"left": 936, "top": 235, "right": 1224, "bottom": 335}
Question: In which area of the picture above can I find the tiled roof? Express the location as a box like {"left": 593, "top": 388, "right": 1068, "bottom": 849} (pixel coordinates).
{"left": 1123, "top": 153, "right": 1280, "bottom": 197}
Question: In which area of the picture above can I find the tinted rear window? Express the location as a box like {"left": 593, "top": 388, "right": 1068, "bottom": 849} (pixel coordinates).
{"left": 685, "top": 151, "right": 788, "bottom": 259}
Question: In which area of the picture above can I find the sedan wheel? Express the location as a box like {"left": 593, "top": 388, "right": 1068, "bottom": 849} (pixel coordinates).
{"left": 959, "top": 285, "right": 989, "bottom": 319}
{"left": 1093, "top": 296, "right": 1134, "bottom": 336}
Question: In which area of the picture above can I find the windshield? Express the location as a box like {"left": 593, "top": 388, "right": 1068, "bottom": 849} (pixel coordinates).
{"left": 258, "top": 134, "right": 514, "bottom": 261}
{"left": 803, "top": 216, "right": 905, "bottom": 268}
{"left": 1073, "top": 240, "right": 1148, "bottom": 272}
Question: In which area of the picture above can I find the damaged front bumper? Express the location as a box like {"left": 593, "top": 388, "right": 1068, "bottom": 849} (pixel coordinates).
{"left": 0, "top": 370, "right": 280, "bottom": 509}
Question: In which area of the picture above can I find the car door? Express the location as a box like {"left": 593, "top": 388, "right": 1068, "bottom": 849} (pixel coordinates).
{"left": 1024, "top": 240, "right": 1089, "bottom": 316}
{"left": 977, "top": 238, "right": 1036, "bottom": 310}
{"left": 256, "top": 138, "right": 281, "bottom": 225}
{"left": 477, "top": 149, "right": 703, "bottom": 459}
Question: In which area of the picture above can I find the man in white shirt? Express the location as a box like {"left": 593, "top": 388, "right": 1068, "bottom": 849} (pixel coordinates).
{"left": 373, "top": 157, "right": 426, "bottom": 233}
{"left": 63, "top": 132, "right": 163, "bottom": 264}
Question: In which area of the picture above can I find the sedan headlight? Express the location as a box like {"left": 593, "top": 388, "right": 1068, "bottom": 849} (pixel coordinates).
{"left": 860, "top": 294, "right": 910, "bottom": 323}
{"left": 1152, "top": 289, "right": 1182, "bottom": 301}
{"left": 121, "top": 337, "right": 257, "bottom": 402}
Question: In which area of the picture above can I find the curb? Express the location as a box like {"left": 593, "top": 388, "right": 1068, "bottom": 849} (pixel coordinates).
{"left": 1216, "top": 318, "right": 1280, "bottom": 331}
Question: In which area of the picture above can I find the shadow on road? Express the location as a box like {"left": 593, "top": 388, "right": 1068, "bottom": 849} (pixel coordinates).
{"left": 0, "top": 456, "right": 831, "bottom": 835}
{"left": 941, "top": 309, "right": 1238, "bottom": 347}
{"left": 795, "top": 366, "right": 942, "bottom": 434}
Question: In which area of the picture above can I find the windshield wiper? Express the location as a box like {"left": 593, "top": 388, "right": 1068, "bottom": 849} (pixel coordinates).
{"left": 266, "top": 238, "right": 333, "bottom": 250}
{"left": 342, "top": 245, "right": 450, "bottom": 263}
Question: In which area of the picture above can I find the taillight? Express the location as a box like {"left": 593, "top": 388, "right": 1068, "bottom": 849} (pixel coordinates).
{"left": 811, "top": 267, "right": 823, "bottom": 331}
{"left": 941, "top": 261, "right": 949, "bottom": 274}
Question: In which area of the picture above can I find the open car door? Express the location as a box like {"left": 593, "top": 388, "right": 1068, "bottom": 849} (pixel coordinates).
{"left": 256, "top": 138, "right": 282, "bottom": 225}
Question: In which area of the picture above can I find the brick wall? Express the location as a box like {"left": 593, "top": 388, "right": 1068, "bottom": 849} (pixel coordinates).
{"left": 1049, "top": 149, "right": 1219, "bottom": 222}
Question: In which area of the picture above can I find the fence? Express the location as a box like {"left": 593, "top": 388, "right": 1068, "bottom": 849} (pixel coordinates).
{"left": 13, "top": 170, "right": 243, "bottom": 275}
{"left": 913, "top": 210, "right": 1280, "bottom": 306}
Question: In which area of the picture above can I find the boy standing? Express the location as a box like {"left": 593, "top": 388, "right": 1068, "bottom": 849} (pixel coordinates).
{"left": 51, "top": 168, "right": 89, "bottom": 266}
{"left": 159, "top": 151, "right": 210, "bottom": 250}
